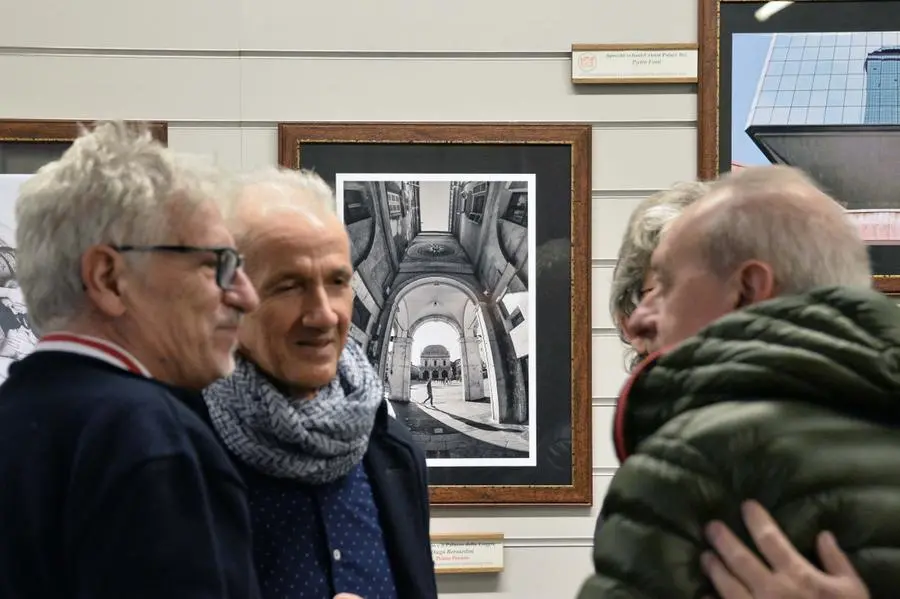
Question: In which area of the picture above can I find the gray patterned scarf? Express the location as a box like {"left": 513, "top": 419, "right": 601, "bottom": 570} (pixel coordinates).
{"left": 201, "top": 339, "right": 383, "bottom": 484}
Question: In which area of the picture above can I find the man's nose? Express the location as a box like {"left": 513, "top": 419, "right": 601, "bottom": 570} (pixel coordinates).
{"left": 626, "top": 303, "right": 657, "bottom": 342}
{"left": 225, "top": 269, "right": 260, "bottom": 314}
{"left": 301, "top": 286, "right": 339, "bottom": 329}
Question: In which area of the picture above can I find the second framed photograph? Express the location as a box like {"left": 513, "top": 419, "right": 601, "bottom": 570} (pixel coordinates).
{"left": 278, "top": 123, "right": 592, "bottom": 506}
{"left": 699, "top": 0, "right": 900, "bottom": 293}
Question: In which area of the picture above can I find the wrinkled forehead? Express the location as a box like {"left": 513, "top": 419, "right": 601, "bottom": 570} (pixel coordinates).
{"left": 244, "top": 214, "right": 351, "bottom": 278}
{"left": 167, "top": 199, "right": 234, "bottom": 246}
{"left": 649, "top": 205, "right": 710, "bottom": 273}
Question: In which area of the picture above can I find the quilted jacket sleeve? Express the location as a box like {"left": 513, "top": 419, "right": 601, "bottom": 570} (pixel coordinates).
{"left": 576, "top": 431, "right": 728, "bottom": 599}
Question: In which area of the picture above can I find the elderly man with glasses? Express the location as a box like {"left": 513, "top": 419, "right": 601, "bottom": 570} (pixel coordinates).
{"left": 0, "top": 121, "right": 262, "bottom": 599}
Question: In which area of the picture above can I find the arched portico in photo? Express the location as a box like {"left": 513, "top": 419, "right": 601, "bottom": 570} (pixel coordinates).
{"left": 341, "top": 177, "right": 533, "bottom": 460}
{"left": 377, "top": 274, "right": 510, "bottom": 421}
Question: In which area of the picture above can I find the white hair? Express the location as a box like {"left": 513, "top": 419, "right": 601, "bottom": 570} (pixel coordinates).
{"left": 609, "top": 182, "right": 712, "bottom": 323}
{"left": 696, "top": 165, "right": 872, "bottom": 294}
{"left": 609, "top": 181, "right": 712, "bottom": 370}
{"left": 226, "top": 166, "right": 337, "bottom": 248}
{"left": 15, "top": 120, "right": 231, "bottom": 333}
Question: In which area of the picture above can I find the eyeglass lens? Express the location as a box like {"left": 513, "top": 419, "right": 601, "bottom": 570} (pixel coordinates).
{"left": 217, "top": 250, "right": 241, "bottom": 289}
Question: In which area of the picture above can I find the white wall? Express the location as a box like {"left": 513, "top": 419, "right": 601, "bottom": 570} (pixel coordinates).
{"left": 1, "top": 0, "right": 699, "bottom": 595}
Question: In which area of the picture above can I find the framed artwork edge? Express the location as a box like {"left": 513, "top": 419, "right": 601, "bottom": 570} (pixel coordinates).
{"left": 873, "top": 277, "right": 900, "bottom": 295}
{"left": 278, "top": 122, "right": 593, "bottom": 506}
{"left": 698, "top": 0, "right": 722, "bottom": 182}
{"left": 697, "top": 0, "right": 897, "bottom": 295}
{"left": 0, "top": 119, "right": 169, "bottom": 145}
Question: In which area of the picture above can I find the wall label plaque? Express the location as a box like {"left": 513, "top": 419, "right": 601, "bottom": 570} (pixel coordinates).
{"left": 571, "top": 43, "right": 699, "bottom": 84}
{"left": 430, "top": 533, "right": 504, "bottom": 574}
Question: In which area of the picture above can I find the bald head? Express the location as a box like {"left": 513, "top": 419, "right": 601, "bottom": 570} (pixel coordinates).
{"left": 228, "top": 167, "right": 340, "bottom": 253}
{"left": 672, "top": 165, "right": 871, "bottom": 295}
{"left": 627, "top": 165, "right": 872, "bottom": 351}
{"left": 227, "top": 167, "right": 354, "bottom": 396}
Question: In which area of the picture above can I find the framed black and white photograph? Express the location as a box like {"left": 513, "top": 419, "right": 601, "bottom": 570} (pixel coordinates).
{"left": 0, "top": 175, "right": 37, "bottom": 382}
{"left": 337, "top": 173, "right": 536, "bottom": 468}
{"left": 699, "top": 1, "right": 900, "bottom": 294}
{"left": 279, "top": 123, "right": 592, "bottom": 505}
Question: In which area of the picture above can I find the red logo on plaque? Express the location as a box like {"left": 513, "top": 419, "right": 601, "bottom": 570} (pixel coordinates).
{"left": 578, "top": 54, "right": 596, "bottom": 72}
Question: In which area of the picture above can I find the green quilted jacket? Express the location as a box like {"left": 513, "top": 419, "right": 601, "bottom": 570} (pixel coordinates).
{"left": 577, "top": 286, "right": 900, "bottom": 599}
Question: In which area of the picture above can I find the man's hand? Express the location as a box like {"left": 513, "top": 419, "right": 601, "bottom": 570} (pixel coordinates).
{"left": 333, "top": 594, "right": 363, "bottom": 599}
{"left": 700, "top": 500, "right": 869, "bottom": 599}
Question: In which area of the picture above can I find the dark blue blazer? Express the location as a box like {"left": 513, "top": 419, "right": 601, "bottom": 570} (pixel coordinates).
{"left": 363, "top": 401, "right": 438, "bottom": 599}
{"left": 0, "top": 352, "right": 260, "bottom": 599}
{"left": 184, "top": 395, "right": 439, "bottom": 599}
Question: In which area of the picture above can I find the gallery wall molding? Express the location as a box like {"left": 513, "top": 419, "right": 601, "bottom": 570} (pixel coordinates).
{"left": 591, "top": 398, "right": 618, "bottom": 407}
{"left": 500, "top": 537, "right": 594, "bottom": 548}
{"left": 591, "top": 189, "right": 669, "bottom": 198}
{"left": 279, "top": 122, "right": 592, "bottom": 506}
{"left": 591, "top": 258, "right": 618, "bottom": 268}
{"left": 699, "top": 0, "right": 900, "bottom": 294}
{"left": 0, "top": 47, "right": 574, "bottom": 60}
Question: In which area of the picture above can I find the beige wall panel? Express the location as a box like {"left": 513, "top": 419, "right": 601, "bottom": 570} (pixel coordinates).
{"left": 0, "top": 55, "right": 241, "bottom": 120}
{"left": 167, "top": 126, "right": 244, "bottom": 169}
{"left": 1, "top": 0, "right": 241, "bottom": 50}
{"left": 592, "top": 126, "right": 698, "bottom": 191}
{"left": 591, "top": 196, "right": 647, "bottom": 260}
{"left": 240, "top": 126, "right": 279, "bottom": 170}
{"left": 240, "top": 58, "right": 697, "bottom": 123}
{"left": 592, "top": 405, "right": 618, "bottom": 470}
{"left": 592, "top": 333, "right": 629, "bottom": 400}
{"left": 592, "top": 265, "right": 614, "bottom": 331}
{"left": 240, "top": 0, "right": 696, "bottom": 52}
{"left": 437, "top": 544, "right": 593, "bottom": 598}
{"left": 431, "top": 474, "right": 610, "bottom": 540}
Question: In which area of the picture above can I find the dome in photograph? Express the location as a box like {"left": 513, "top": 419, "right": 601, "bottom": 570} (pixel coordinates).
{"left": 421, "top": 344, "right": 450, "bottom": 359}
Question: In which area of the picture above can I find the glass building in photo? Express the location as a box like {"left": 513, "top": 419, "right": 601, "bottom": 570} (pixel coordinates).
{"left": 743, "top": 31, "right": 900, "bottom": 211}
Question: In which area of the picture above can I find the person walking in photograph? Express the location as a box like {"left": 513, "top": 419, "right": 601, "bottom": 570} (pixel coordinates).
{"left": 421, "top": 377, "right": 434, "bottom": 407}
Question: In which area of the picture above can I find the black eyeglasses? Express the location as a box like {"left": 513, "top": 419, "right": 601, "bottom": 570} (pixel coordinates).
{"left": 111, "top": 245, "right": 244, "bottom": 290}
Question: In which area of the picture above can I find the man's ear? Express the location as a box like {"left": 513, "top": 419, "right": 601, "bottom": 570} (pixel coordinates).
{"left": 734, "top": 260, "right": 776, "bottom": 308}
{"left": 80, "top": 245, "right": 129, "bottom": 317}
{"left": 617, "top": 313, "right": 636, "bottom": 343}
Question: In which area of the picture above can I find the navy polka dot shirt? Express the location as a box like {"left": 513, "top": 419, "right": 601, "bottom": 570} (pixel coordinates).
{"left": 244, "top": 462, "right": 398, "bottom": 599}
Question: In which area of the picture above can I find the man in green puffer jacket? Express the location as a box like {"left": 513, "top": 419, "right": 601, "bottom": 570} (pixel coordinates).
{"left": 577, "top": 165, "right": 892, "bottom": 599}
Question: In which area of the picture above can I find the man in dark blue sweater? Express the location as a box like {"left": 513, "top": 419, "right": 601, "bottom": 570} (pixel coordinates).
{"left": 0, "top": 121, "right": 262, "bottom": 599}
{"left": 203, "top": 167, "right": 438, "bottom": 599}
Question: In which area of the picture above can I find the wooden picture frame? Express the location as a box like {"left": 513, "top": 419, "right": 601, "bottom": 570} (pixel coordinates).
{"left": 699, "top": 0, "right": 900, "bottom": 294}
{"left": 0, "top": 119, "right": 168, "bottom": 175}
{"left": 278, "top": 122, "right": 592, "bottom": 506}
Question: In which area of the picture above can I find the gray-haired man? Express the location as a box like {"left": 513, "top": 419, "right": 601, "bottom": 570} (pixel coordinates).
{"left": 578, "top": 165, "right": 898, "bottom": 598}
{"left": 0, "top": 121, "right": 262, "bottom": 599}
